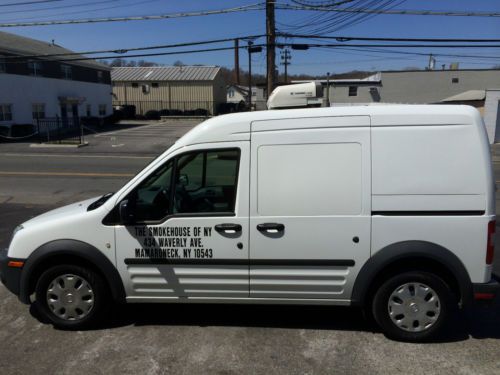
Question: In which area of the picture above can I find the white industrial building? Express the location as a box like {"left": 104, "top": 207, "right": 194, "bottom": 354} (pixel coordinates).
{"left": 0, "top": 31, "right": 112, "bottom": 132}
{"left": 293, "top": 68, "right": 500, "bottom": 143}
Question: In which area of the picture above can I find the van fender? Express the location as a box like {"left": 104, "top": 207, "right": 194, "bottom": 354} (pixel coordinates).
{"left": 19, "top": 239, "right": 125, "bottom": 304}
{"left": 351, "top": 240, "right": 473, "bottom": 307}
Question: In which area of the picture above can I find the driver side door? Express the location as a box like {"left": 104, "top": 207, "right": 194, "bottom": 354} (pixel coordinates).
{"left": 114, "top": 142, "right": 250, "bottom": 301}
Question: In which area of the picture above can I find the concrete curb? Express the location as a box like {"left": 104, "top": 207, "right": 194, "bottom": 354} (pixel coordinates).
{"left": 30, "top": 142, "right": 89, "bottom": 148}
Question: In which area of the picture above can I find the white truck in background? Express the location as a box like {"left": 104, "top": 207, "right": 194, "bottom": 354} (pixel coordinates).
{"left": 267, "top": 81, "right": 324, "bottom": 109}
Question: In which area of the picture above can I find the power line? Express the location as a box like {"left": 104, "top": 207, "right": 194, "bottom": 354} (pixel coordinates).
{"left": 294, "top": 0, "right": 404, "bottom": 36}
{"left": 290, "top": 1, "right": 357, "bottom": 7}
{"left": 1, "top": 34, "right": 266, "bottom": 60}
{"left": 282, "top": 34, "right": 500, "bottom": 43}
{"left": 2, "top": 32, "right": 498, "bottom": 63}
{"left": 277, "top": 0, "right": 408, "bottom": 41}
{"left": 0, "top": 2, "right": 266, "bottom": 27}
{"left": 3, "top": 37, "right": 499, "bottom": 65}
{"left": 0, "top": 0, "right": 120, "bottom": 15}
{"left": 0, "top": 0, "right": 62, "bottom": 7}
{"left": 329, "top": 46, "right": 500, "bottom": 60}
{"left": 2, "top": 45, "right": 267, "bottom": 65}
{"left": 0, "top": 0, "right": 155, "bottom": 21}
{"left": 308, "top": 47, "right": 500, "bottom": 67}
{"left": 276, "top": 3, "right": 500, "bottom": 17}
{"left": 4, "top": 42, "right": 500, "bottom": 65}
{"left": 304, "top": 43, "right": 500, "bottom": 48}
{"left": 0, "top": 0, "right": 161, "bottom": 23}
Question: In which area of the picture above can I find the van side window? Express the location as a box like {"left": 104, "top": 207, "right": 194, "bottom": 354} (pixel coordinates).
{"left": 174, "top": 149, "right": 239, "bottom": 214}
{"left": 131, "top": 159, "right": 173, "bottom": 222}
{"left": 124, "top": 149, "right": 240, "bottom": 223}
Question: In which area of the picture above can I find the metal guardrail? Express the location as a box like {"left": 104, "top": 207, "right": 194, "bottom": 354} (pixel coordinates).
{"left": 36, "top": 116, "right": 84, "bottom": 144}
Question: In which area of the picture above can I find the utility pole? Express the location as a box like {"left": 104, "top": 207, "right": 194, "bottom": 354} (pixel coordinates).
{"left": 266, "top": 0, "right": 276, "bottom": 97}
{"left": 247, "top": 41, "right": 263, "bottom": 111}
{"left": 427, "top": 53, "right": 436, "bottom": 70}
{"left": 326, "top": 72, "right": 330, "bottom": 107}
{"left": 234, "top": 38, "right": 240, "bottom": 84}
{"left": 280, "top": 48, "right": 291, "bottom": 83}
{"left": 248, "top": 41, "right": 253, "bottom": 110}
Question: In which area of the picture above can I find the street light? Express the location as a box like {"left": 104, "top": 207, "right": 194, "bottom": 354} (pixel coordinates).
{"left": 247, "top": 40, "right": 262, "bottom": 111}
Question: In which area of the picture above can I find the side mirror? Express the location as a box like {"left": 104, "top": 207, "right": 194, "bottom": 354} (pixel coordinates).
{"left": 119, "top": 200, "right": 135, "bottom": 225}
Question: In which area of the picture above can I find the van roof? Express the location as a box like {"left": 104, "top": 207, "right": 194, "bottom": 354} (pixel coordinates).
{"left": 175, "top": 104, "right": 480, "bottom": 148}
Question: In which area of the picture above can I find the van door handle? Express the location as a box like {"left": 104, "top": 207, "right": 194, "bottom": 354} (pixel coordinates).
{"left": 215, "top": 223, "right": 242, "bottom": 234}
{"left": 257, "top": 223, "right": 285, "bottom": 234}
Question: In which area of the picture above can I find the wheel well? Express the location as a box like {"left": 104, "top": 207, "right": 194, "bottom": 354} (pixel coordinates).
{"left": 27, "top": 254, "right": 110, "bottom": 301}
{"left": 364, "top": 257, "right": 461, "bottom": 306}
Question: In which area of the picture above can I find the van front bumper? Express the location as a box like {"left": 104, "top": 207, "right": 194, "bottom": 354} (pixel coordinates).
{"left": 472, "top": 274, "right": 500, "bottom": 302}
{"left": 0, "top": 248, "right": 23, "bottom": 297}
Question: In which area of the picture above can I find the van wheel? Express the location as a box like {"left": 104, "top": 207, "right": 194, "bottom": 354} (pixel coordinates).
{"left": 372, "top": 271, "right": 453, "bottom": 342}
{"left": 34, "top": 265, "right": 109, "bottom": 329}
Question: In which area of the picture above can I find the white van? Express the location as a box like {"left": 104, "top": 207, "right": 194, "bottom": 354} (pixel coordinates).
{"left": 1, "top": 105, "right": 498, "bottom": 341}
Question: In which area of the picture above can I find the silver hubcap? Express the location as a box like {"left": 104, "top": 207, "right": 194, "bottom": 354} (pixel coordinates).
{"left": 388, "top": 282, "right": 441, "bottom": 332}
{"left": 46, "top": 274, "right": 94, "bottom": 321}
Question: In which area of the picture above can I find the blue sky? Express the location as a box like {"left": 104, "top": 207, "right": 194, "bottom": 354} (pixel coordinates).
{"left": 2, "top": 0, "right": 500, "bottom": 76}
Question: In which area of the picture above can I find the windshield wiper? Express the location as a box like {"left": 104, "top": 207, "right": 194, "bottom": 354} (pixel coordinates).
{"left": 87, "top": 192, "right": 114, "bottom": 211}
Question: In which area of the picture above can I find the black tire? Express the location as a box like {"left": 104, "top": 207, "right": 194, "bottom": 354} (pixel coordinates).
{"left": 372, "top": 271, "right": 454, "bottom": 342}
{"left": 34, "top": 264, "right": 109, "bottom": 329}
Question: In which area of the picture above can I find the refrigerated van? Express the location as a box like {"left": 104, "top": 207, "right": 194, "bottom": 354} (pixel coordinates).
{"left": 1, "top": 105, "right": 498, "bottom": 341}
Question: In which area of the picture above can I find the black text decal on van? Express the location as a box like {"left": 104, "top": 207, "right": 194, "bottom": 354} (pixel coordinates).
{"left": 131, "top": 225, "right": 214, "bottom": 261}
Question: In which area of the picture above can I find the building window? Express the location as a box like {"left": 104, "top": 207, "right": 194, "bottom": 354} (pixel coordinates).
{"left": 86, "top": 104, "right": 91, "bottom": 117}
{"left": 142, "top": 84, "right": 150, "bottom": 94}
{"left": 131, "top": 82, "right": 139, "bottom": 88}
{"left": 98, "top": 104, "right": 106, "bottom": 116}
{"left": 228, "top": 89, "right": 234, "bottom": 98}
{"left": 97, "top": 71, "right": 104, "bottom": 83}
{"left": 252, "top": 90, "right": 256, "bottom": 97}
{"left": 28, "top": 61, "right": 43, "bottom": 76}
{"left": 0, "top": 104, "right": 13, "bottom": 121}
{"left": 348, "top": 86, "right": 358, "bottom": 96}
{"left": 152, "top": 82, "right": 159, "bottom": 88}
{"left": 452, "top": 77, "right": 459, "bottom": 83}
{"left": 0, "top": 55, "right": 5, "bottom": 73}
{"left": 32, "top": 103, "right": 45, "bottom": 120}
{"left": 61, "top": 64, "right": 72, "bottom": 80}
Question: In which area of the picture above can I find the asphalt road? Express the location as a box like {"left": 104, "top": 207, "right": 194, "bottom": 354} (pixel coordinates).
{"left": 0, "top": 120, "right": 198, "bottom": 205}
{"left": 0, "top": 153, "right": 148, "bottom": 205}
{"left": 1, "top": 121, "right": 500, "bottom": 374}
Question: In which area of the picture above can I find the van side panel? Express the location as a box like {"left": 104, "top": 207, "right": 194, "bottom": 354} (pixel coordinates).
{"left": 371, "top": 216, "right": 490, "bottom": 283}
{"left": 371, "top": 108, "right": 494, "bottom": 284}
{"left": 372, "top": 124, "right": 486, "bottom": 212}
{"left": 249, "top": 119, "right": 371, "bottom": 301}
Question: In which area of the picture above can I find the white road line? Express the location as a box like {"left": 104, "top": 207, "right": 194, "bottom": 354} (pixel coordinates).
{"left": 94, "top": 123, "right": 162, "bottom": 137}
{"left": 0, "top": 171, "right": 134, "bottom": 177}
{"left": 0, "top": 153, "right": 153, "bottom": 160}
{"left": 99, "top": 133, "right": 178, "bottom": 137}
